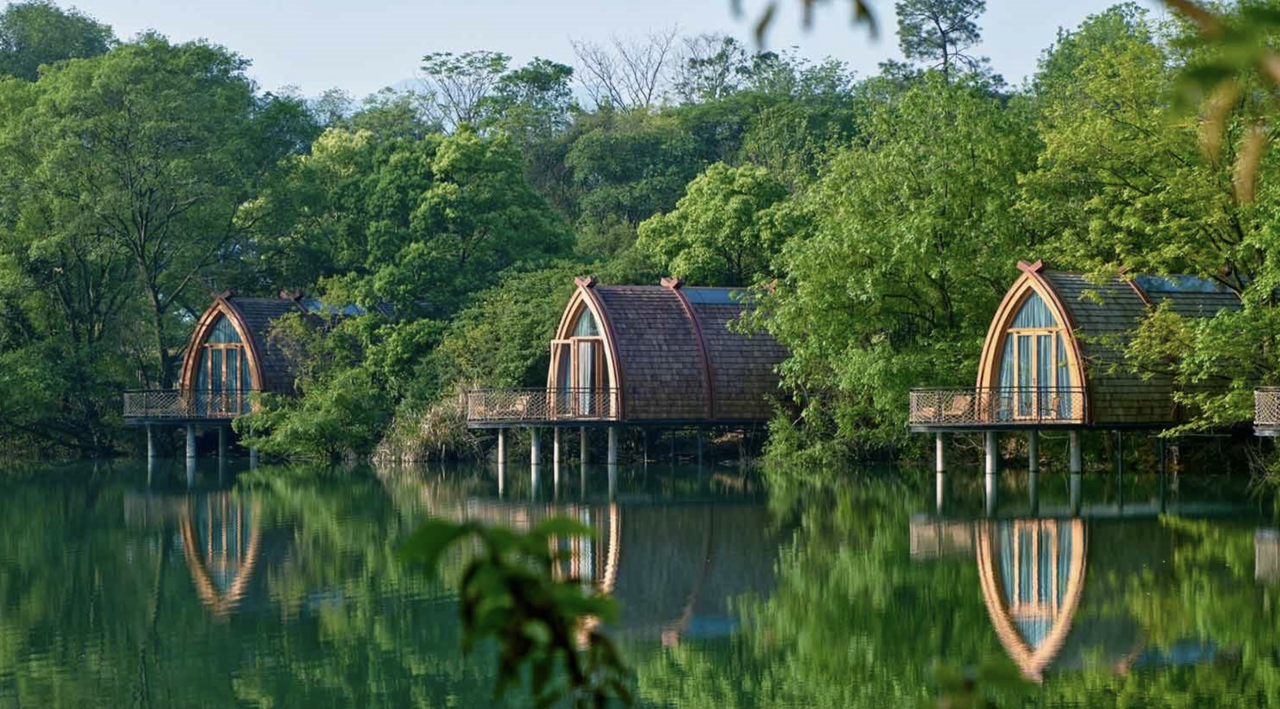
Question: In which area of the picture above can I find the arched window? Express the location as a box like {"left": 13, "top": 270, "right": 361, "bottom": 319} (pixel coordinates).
{"left": 551, "top": 304, "right": 608, "bottom": 418}
{"left": 195, "top": 315, "right": 253, "bottom": 415}
{"left": 996, "top": 292, "right": 1075, "bottom": 420}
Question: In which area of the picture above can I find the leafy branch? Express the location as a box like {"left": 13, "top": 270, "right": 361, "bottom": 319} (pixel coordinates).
{"left": 399, "top": 517, "right": 633, "bottom": 709}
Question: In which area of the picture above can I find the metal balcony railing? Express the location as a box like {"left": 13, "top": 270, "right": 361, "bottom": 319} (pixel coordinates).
{"left": 464, "top": 388, "right": 619, "bottom": 424}
{"left": 1256, "top": 388, "right": 1280, "bottom": 430}
{"left": 124, "top": 390, "right": 258, "bottom": 420}
{"left": 909, "top": 387, "right": 1087, "bottom": 427}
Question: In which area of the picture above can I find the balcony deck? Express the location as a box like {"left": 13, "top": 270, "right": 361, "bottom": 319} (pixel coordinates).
{"left": 464, "top": 388, "right": 620, "bottom": 428}
{"left": 909, "top": 388, "right": 1087, "bottom": 432}
{"left": 1257, "top": 388, "right": 1280, "bottom": 437}
{"left": 124, "top": 390, "right": 255, "bottom": 425}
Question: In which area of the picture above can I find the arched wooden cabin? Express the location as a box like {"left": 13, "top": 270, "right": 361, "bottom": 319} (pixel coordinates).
{"left": 910, "top": 260, "right": 1242, "bottom": 432}
{"left": 465, "top": 276, "right": 787, "bottom": 428}
{"left": 125, "top": 291, "right": 379, "bottom": 424}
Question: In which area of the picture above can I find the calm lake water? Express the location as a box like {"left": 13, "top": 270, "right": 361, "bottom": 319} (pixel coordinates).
{"left": 0, "top": 458, "right": 1277, "bottom": 708}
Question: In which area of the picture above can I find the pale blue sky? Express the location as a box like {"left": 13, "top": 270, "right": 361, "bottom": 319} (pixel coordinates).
{"left": 56, "top": 0, "right": 1167, "bottom": 97}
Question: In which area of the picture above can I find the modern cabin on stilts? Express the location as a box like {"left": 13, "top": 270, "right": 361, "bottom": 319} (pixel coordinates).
{"left": 910, "top": 259, "right": 1244, "bottom": 484}
{"left": 123, "top": 291, "right": 381, "bottom": 472}
{"left": 464, "top": 276, "right": 788, "bottom": 485}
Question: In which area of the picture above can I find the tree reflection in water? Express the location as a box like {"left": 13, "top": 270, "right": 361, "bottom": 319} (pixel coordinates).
{"left": 0, "top": 461, "right": 1275, "bottom": 708}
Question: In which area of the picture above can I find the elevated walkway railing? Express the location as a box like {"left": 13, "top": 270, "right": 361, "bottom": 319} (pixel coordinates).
{"left": 1256, "top": 388, "right": 1280, "bottom": 430}
{"left": 465, "top": 388, "right": 619, "bottom": 425}
{"left": 124, "top": 390, "right": 256, "bottom": 421}
{"left": 909, "top": 387, "right": 1086, "bottom": 427}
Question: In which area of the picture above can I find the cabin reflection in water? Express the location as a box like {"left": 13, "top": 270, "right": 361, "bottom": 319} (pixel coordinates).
{"left": 976, "top": 519, "right": 1085, "bottom": 682}
{"left": 179, "top": 494, "right": 264, "bottom": 617}
{"left": 427, "top": 498, "right": 780, "bottom": 644}
{"left": 911, "top": 515, "right": 1273, "bottom": 681}
{"left": 124, "top": 490, "right": 279, "bottom": 618}
{"left": 125, "top": 483, "right": 779, "bottom": 641}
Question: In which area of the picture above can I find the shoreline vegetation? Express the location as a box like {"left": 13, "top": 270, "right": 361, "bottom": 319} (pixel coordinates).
{"left": 0, "top": 1, "right": 1275, "bottom": 483}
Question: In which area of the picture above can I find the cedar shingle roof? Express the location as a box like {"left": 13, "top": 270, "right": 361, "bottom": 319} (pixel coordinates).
{"left": 1040, "top": 270, "right": 1242, "bottom": 425}
{"left": 588, "top": 282, "right": 785, "bottom": 423}
{"left": 225, "top": 296, "right": 304, "bottom": 393}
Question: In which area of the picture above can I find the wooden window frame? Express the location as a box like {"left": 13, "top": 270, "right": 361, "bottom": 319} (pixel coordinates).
{"left": 1008, "top": 521, "right": 1061, "bottom": 620}
{"left": 549, "top": 335, "right": 608, "bottom": 418}
{"left": 1005, "top": 326, "right": 1064, "bottom": 420}
{"left": 204, "top": 343, "right": 246, "bottom": 415}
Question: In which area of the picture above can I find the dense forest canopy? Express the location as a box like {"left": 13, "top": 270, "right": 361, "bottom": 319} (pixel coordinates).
{"left": 0, "top": 0, "right": 1277, "bottom": 461}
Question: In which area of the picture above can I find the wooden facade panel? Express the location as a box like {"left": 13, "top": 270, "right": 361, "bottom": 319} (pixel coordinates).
{"left": 693, "top": 303, "right": 786, "bottom": 421}
{"left": 583, "top": 283, "right": 788, "bottom": 424}
{"left": 1041, "top": 270, "right": 1241, "bottom": 426}
{"left": 597, "top": 287, "right": 706, "bottom": 421}
{"left": 226, "top": 297, "right": 303, "bottom": 393}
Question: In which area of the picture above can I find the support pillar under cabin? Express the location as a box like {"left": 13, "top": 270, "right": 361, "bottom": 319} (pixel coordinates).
{"left": 186, "top": 424, "right": 196, "bottom": 461}
{"left": 218, "top": 426, "right": 227, "bottom": 462}
{"left": 607, "top": 427, "right": 619, "bottom": 500}
{"left": 579, "top": 427, "right": 588, "bottom": 465}
{"left": 984, "top": 431, "right": 998, "bottom": 476}
{"left": 1027, "top": 430, "right": 1039, "bottom": 474}
{"left": 496, "top": 429, "right": 506, "bottom": 497}
{"left": 530, "top": 428, "right": 541, "bottom": 488}
{"left": 146, "top": 424, "right": 156, "bottom": 462}
{"left": 934, "top": 433, "right": 945, "bottom": 474}
{"left": 1069, "top": 430, "right": 1082, "bottom": 475}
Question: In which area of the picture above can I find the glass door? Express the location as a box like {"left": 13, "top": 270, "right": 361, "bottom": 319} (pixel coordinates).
{"left": 1013, "top": 331, "right": 1061, "bottom": 420}
{"left": 573, "top": 339, "right": 604, "bottom": 417}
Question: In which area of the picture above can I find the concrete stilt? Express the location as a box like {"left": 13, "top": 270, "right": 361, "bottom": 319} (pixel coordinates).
{"left": 146, "top": 424, "right": 156, "bottom": 462}
{"left": 935, "top": 472, "right": 946, "bottom": 513}
{"left": 579, "top": 427, "right": 588, "bottom": 465}
{"left": 1070, "top": 472, "right": 1083, "bottom": 516}
{"left": 1069, "top": 431, "right": 1082, "bottom": 475}
{"left": 497, "top": 428, "right": 507, "bottom": 498}
{"left": 1027, "top": 430, "right": 1039, "bottom": 474}
{"left": 985, "top": 471, "right": 998, "bottom": 518}
{"left": 249, "top": 447, "right": 259, "bottom": 469}
{"left": 217, "top": 426, "right": 227, "bottom": 461}
{"left": 607, "top": 427, "right": 619, "bottom": 500}
{"left": 185, "top": 423, "right": 197, "bottom": 487}
{"left": 553, "top": 429, "right": 562, "bottom": 497}
{"left": 984, "top": 431, "right": 998, "bottom": 476}
{"left": 697, "top": 432, "right": 704, "bottom": 471}
{"left": 1029, "top": 472, "right": 1039, "bottom": 516}
{"left": 935, "top": 433, "right": 945, "bottom": 474}
{"left": 531, "top": 429, "right": 541, "bottom": 491}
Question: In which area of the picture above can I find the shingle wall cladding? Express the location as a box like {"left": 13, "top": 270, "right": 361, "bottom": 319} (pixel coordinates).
{"left": 228, "top": 297, "right": 301, "bottom": 393}
{"left": 596, "top": 287, "right": 708, "bottom": 421}
{"left": 693, "top": 303, "right": 786, "bottom": 421}
{"left": 1043, "top": 271, "right": 1241, "bottom": 425}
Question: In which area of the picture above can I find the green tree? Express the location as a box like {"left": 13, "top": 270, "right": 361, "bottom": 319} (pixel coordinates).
{"left": 566, "top": 110, "right": 700, "bottom": 227}
{"left": 420, "top": 50, "right": 510, "bottom": 131}
{"left": 0, "top": 0, "right": 114, "bottom": 81}
{"left": 637, "top": 162, "right": 791, "bottom": 286}
{"left": 0, "top": 35, "right": 317, "bottom": 390}
{"left": 895, "top": 0, "right": 987, "bottom": 80}
{"left": 759, "top": 74, "right": 1037, "bottom": 453}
